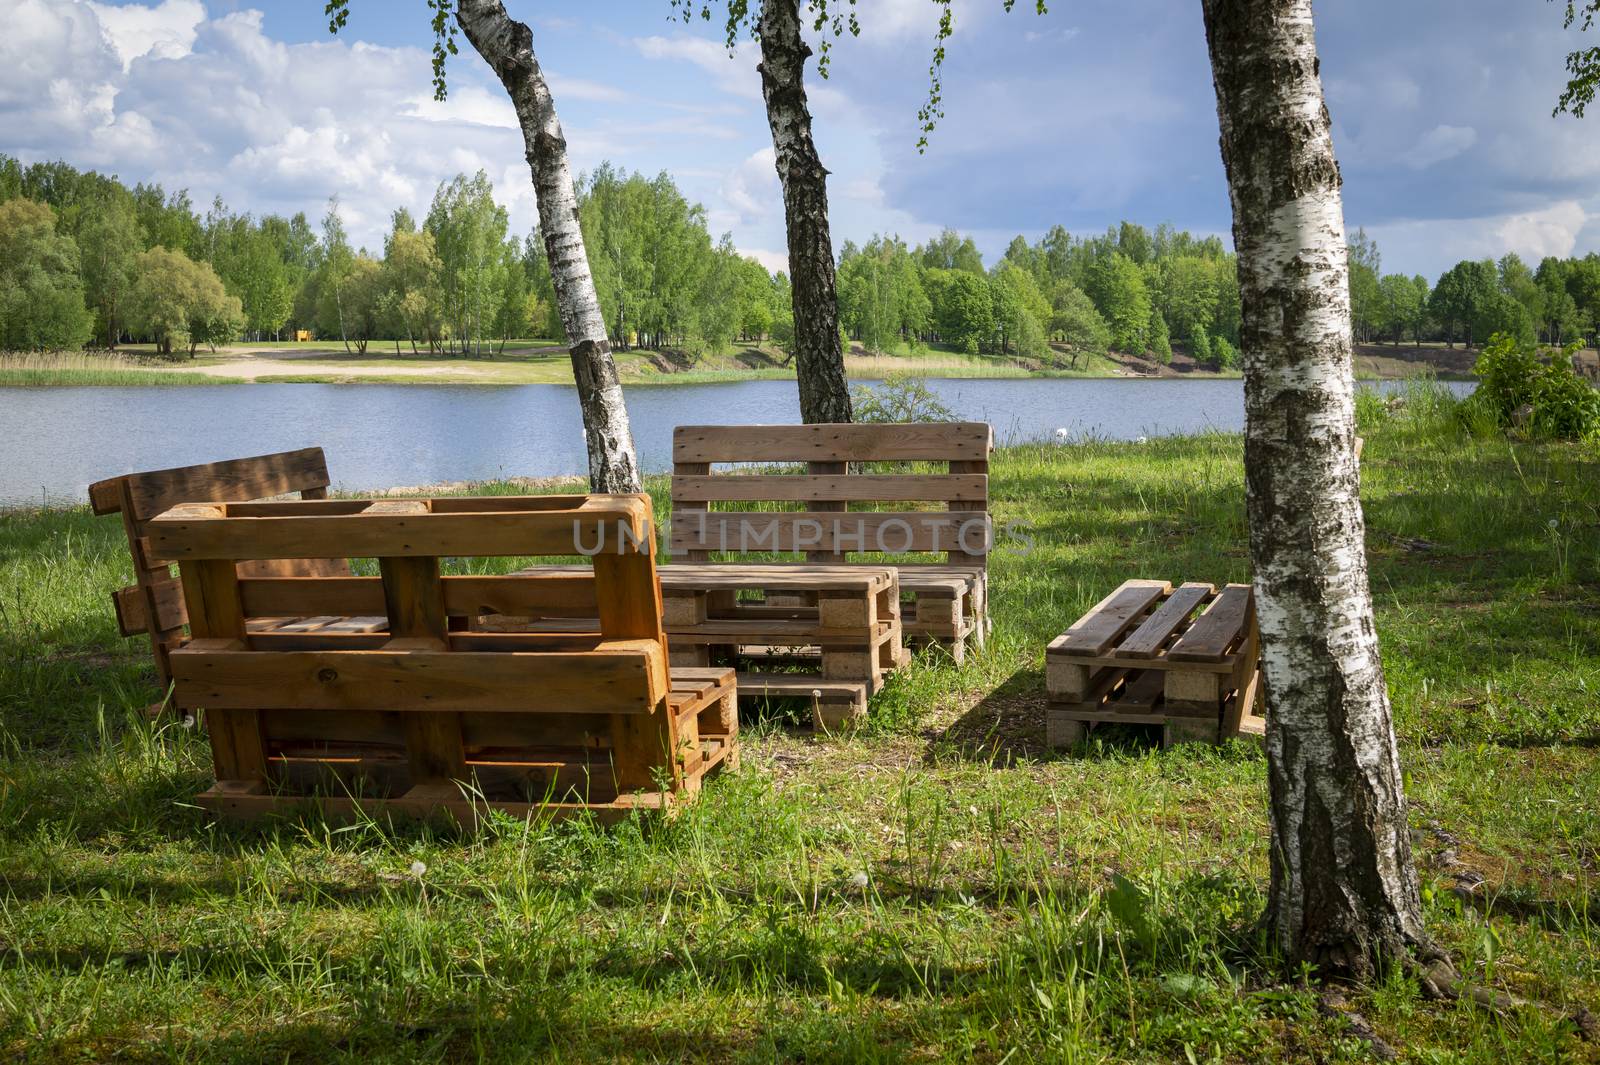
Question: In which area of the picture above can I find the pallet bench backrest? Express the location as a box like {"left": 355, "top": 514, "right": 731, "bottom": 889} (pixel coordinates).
{"left": 669, "top": 422, "right": 994, "bottom": 568}
{"left": 145, "top": 494, "right": 684, "bottom": 799}
{"left": 89, "top": 447, "right": 348, "bottom": 692}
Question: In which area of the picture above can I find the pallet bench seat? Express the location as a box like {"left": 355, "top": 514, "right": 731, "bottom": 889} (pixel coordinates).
{"left": 144, "top": 494, "right": 738, "bottom": 823}
{"left": 668, "top": 421, "right": 994, "bottom": 666}
{"left": 89, "top": 447, "right": 384, "bottom": 718}
{"left": 1045, "top": 579, "right": 1263, "bottom": 748}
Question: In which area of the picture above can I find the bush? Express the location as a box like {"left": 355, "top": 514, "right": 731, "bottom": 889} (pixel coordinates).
{"left": 1468, "top": 332, "right": 1600, "bottom": 440}
{"left": 1189, "top": 327, "right": 1211, "bottom": 364}
{"left": 851, "top": 374, "right": 956, "bottom": 423}
{"left": 1213, "top": 335, "right": 1239, "bottom": 370}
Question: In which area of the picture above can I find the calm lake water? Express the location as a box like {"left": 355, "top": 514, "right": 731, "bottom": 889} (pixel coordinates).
{"left": 0, "top": 377, "right": 1473, "bottom": 510}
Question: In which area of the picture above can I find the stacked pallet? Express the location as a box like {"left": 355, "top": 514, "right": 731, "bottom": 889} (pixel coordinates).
{"left": 660, "top": 564, "right": 906, "bottom": 729}
{"left": 669, "top": 422, "right": 993, "bottom": 663}
{"left": 145, "top": 493, "right": 738, "bottom": 823}
{"left": 1046, "top": 580, "right": 1263, "bottom": 748}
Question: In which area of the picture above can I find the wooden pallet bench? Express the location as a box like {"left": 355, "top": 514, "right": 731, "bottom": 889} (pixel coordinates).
{"left": 1045, "top": 579, "right": 1263, "bottom": 748}
{"left": 669, "top": 421, "right": 993, "bottom": 665}
{"left": 659, "top": 563, "right": 906, "bottom": 729}
{"left": 89, "top": 447, "right": 384, "bottom": 718}
{"left": 144, "top": 493, "right": 737, "bottom": 823}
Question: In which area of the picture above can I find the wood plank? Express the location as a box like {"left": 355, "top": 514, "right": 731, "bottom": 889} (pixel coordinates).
{"left": 147, "top": 498, "right": 652, "bottom": 562}
{"left": 1167, "top": 583, "right": 1253, "bottom": 662}
{"left": 674, "top": 422, "right": 992, "bottom": 463}
{"left": 115, "top": 447, "right": 332, "bottom": 520}
{"left": 1115, "top": 669, "right": 1167, "bottom": 712}
{"left": 170, "top": 642, "right": 665, "bottom": 714}
{"left": 1046, "top": 580, "right": 1170, "bottom": 658}
{"left": 592, "top": 520, "right": 676, "bottom": 792}
{"left": 670, "top": 511, "right": 991, "bottom": 556}
{"left": 238, "top": 574, "right": 599, "bottom": 619}
{"left": 672, "top": 473, "right": 988, "bottom": 503}
{"left": 658, "top": 563, "right": 889, "bottom": 593}
{"left": 1114, "top": 582, "right": 1213, "bottom": 659}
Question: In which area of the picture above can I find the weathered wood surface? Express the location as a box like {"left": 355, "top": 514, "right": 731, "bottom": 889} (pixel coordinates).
{"left": 89, "top": 448, "right": 351, "bottom": 718}
{"left": 159, "top": 493, "right": 734, "bottom": 821}
{"left": 1045, "top": 580, "right": 1262, "bottom": 748}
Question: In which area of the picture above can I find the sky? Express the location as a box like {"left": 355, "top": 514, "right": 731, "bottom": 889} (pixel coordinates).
{"left": 3, "top": 0, "right": 1598, "bottom": 281}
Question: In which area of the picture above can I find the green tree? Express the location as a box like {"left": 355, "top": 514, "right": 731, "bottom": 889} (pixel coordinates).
{"left": 1048, "top": 281, "right": 1110, "bottom": 369}
{"left": 1148, "top": 300, "right": 1172, "bottom": 364}
{"left": 1376, "top": 273, "right": 1422, "bottom": 346}
{"left": 0, "top": 199, "right": 94, "bottom": 350}
{"left": 76, "top": 195, "right": 143, "bottom": 347}
{"left": 126, "top": 245, "right": 240, "bottom": 357}
{"left": 927, "top": 268, "right": 994, "bottom": 354}
{"left": 1085, "top": 252, "right": 1151, "bottom": 352}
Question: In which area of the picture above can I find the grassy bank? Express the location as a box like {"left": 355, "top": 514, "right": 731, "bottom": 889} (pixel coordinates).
{"left": 0, "top": 352, "right": 244, "bottom": 386}
{"left": 1, "top": 391, "right": 1597, "bottom": 1061}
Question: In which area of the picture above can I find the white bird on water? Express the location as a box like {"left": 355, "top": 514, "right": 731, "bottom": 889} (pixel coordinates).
{"left": 1053, "top": 427, "right": 1070, "bottom": 443}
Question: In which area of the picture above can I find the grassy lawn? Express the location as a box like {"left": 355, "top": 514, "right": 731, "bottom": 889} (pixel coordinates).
{"left": 1, "top": 388, "right": 1597, "bottom": 1061}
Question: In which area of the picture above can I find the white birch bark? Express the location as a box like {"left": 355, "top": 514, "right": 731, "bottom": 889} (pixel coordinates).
{"left": 757, "top": 0, "right": 853, "bottom": 425}
{"left": 456, "top": 0, "right": 642, "bottom": 493}
{"left": 1200, "top": 0, "right": 1443, "bottom": 980}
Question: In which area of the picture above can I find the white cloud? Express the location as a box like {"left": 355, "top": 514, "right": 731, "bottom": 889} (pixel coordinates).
{"left": 633, "top": 35, "right": 760, "bottom": 100}
{"left": 741, "top": 246, "right": 790, "bottom": 273}
{"left": 1404, "top": 124, "right": 1477, "bottom": 170}
{"left": 721, "top": 147, "right": 779, "bottom": 224}
{"left": 85, "top": 0, "right": 204, "bottom": 71}
{"left": 1367, "top": 201, "right": 1589, "bottom": 274}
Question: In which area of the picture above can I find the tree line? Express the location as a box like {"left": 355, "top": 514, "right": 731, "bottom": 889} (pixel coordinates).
{"left": 839, "top": 222, "right": 1244, "bottom": 369}
{"left": 0, "top": 155, "right": 788, "bottom": 359}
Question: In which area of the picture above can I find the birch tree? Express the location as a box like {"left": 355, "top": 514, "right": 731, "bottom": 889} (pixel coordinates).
{"left": 326, "top": 0, "right": 641, "bottom": 493}
{"left": 1199, "top": 0, "right": 1449, "bottom": 985}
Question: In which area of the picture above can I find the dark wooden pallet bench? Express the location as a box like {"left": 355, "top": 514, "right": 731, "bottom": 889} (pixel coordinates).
{"left": 145, "top": 494, "right": 737, "bottom": 823}
{"left": 659, "top": 563, "right": 906, "bottom": 729}
{"left": 89, "top": 447, "right": 384, "bottom": 719}
{"left": 669, "top": 421, "right": 993, "bottom": 666}
{"left": 1045, "top": 579, "right": 1263, "bottom": 748}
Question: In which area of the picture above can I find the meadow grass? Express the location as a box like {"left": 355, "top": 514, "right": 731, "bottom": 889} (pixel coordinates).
{"left": 0, "top": 352, "right": 243, "bottom": 387}
{"left": 0, "top": 390, "right": 1597, "bottom": 1062}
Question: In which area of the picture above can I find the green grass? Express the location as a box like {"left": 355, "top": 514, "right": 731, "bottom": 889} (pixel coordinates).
{"left": 0, "top": 353, "right": 243, "bottom": 387}
{"left": 1, "top": 390, "right": 1597, "bottom": 1061}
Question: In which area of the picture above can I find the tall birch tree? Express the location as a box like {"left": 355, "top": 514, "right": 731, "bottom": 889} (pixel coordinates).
{"left": 1199, "top": 0, "right": 1448, "bottom": 984}
{"left": 326, "top": 0, "right": 642, "bottom": 493}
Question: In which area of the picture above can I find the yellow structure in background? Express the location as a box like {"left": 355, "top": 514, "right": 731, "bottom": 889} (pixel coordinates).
{"left": 294, "top": 329, "right": 313, "bottom": 342}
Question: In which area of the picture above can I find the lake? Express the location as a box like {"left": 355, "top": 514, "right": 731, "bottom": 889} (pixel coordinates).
{"left": 0, "top": 377, "right": 1473, "bottom": 510}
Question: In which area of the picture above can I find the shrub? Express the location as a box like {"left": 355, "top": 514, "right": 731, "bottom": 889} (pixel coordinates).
{"left": 1213, "top": 335, "right": 1239, "bottom": 370}
{"left": 1468, "top": 332, "right": 1600, "bottom": 440}
{"left": 851, "top": 374, "right": 956, "bottom": 423}
{"left": 1189, "top": 327, "right": 1211, "bottom": 364}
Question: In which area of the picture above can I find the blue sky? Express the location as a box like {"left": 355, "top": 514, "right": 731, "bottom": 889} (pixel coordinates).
{"left": 4, "top": 0, "right": 1597, "bottom": 279}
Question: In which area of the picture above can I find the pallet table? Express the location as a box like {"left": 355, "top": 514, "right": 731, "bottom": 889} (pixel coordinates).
{"left": 145, "top": 493, "right": 738, "bottom": 823}
{"left": 659, "top": 563, "right": 906, "bottom": 729}
{"left": 1046, "top": 580, "right": 1263, "bottom": 748}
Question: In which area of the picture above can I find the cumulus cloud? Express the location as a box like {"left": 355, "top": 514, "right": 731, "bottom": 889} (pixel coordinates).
{"left": 85, "top": 0, "right": 204, "bottom": 71}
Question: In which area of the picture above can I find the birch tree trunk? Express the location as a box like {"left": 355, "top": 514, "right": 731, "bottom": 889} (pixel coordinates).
{"left": 1199, "top": 0, "right": 1446, "bottom": 982}
{"left": 757, "top": 0, "right": 852, "bottom": 424}
{"left": 456, "top": 0, "right": 643, "bottom": 493}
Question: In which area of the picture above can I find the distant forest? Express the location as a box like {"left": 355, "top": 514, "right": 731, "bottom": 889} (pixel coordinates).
{"left": 1, "top": 153, "right": 1595, "bottom": 365}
